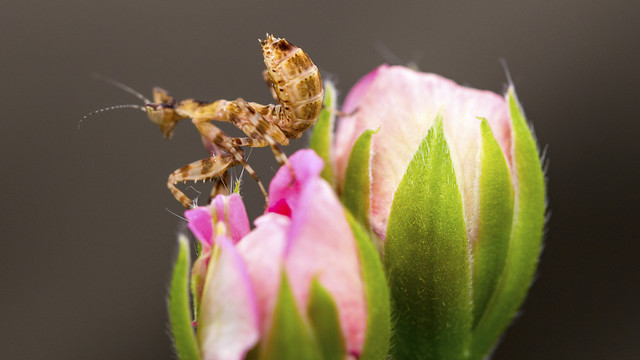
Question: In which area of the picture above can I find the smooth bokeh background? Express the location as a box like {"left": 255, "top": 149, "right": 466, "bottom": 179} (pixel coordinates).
{"left": 1, "top": 0, "right": 638, "bottom": 359}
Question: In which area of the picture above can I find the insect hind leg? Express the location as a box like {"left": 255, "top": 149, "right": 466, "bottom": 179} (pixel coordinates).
{"left": 194, "top": 120, "right": 270, "bottom": 201}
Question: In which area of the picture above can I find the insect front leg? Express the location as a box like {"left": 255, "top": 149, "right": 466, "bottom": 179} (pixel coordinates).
{"left": 167, "top": 154, "right": 237, "bottom": 208}
{"left": 229, "top": 135, "right": 290, "bottom": 180}
{"left": 230, "top": 137, "right": 269, "bottom": 148}
{"left": 194, "top": 120, "right": 269, "bottom": 200}
{"left": 229, "top": 98, "right": 292, "bottom": 172}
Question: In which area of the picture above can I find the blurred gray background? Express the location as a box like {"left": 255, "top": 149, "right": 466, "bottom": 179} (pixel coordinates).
{"left": 1, "top": 0, "right": 638, "bottom": 359}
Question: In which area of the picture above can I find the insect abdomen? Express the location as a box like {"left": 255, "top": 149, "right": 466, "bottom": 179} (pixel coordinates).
{"left": 261, "top": 35, "right": 324, "bottom": 125}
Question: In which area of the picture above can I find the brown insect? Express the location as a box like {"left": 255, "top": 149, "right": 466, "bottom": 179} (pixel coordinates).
{"left": 87, "top": 34, "right": 323, "bottom": 207}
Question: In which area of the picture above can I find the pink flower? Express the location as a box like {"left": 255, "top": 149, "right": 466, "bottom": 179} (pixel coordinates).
{"left": 334, "top": 65, "right": 514, "bottom": 241}
{"left": 185, "top": 149, "right": 367, "bottom": 359}
{"left": 185, "top": 193, "right": 257, "bottom": 360}
{"left": 188, "top": 193, "right": 251, "bottom": 306}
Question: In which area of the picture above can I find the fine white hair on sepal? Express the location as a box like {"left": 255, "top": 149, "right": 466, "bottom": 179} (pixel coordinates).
{"left": 164, "top": 207, "right": 188, "bottom": 222}
{"left": 499, "top": 58, "right": 514, "bottom": 91}
{"left": 374, "top": 41, "right": 422, "bottom": 70}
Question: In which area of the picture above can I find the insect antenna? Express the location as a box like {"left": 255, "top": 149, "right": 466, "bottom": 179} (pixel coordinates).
{"left": 78, "top": 104, "right": 146, "bottom": 129}
{"left": 91, "top": 73, "right": 152, "bottom": 104}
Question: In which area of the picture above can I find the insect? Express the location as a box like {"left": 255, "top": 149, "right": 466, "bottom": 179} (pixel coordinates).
{"left": 89, "top": 34, "right": 323, "bottom": 208}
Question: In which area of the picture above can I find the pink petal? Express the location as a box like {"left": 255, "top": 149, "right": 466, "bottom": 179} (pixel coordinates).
{"left": 185, "top": 207, "right": 214, "bottom": 248}
{"left": 235, "top": 213, "right": 290, "bottom": 337}
{"left": 211, "top": 194, "right": 251, "bottom": 244}
{"left": 442, "top": 86, "right": 512, "bottom": 243}
{"left": 343, "top": 65, "right": 385, "bottom": 114}
{"left": 334, "top": 66, "right": 513, "bottom": 240}
{"left": 186, "top": 207, "right": 215, "bottom": 303}
{"left": 188, "top": 194, "right": 250, "bottom": 248}
{"left": 266, "top": 149, "right": 324, "bottom": 217}
{"left": 335, "top": 65, "right": 387, "bottom": 189}
{"left": 197, "top": 235, "right": 259, "bottom": 360}
{"left": 284, "top": 174, "right": 367, "bottom": 355}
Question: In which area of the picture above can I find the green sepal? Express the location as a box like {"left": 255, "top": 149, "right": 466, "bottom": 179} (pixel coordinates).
{"left": 195, "top": 239, "right": 202, "bottom": 257}
{"left": 469, "top": 88, "right": 546, "bottom": 358}
{"left": 342, "top": 128, "right": 378, "bottom": 229}
{"left": 385, "top": 115, "right": 471, "bottom": 360}
{"left": 309, "top": 81, "right": 337, "bottom": 187}
{"left": 169, "top": 235, "right": 201, "bottom": 360}
{"left": 190, "top": 271, "right": 201, "bottom": 322}
{"left": 345, "top": 210, "right": 391, "bottom": 360}
{"left": 471, "top": 119, "right": 514, "bottom": 327}
{"left": 190, "top": 240, "right": 203, "bottom": 320}
{"left": 308, "top": 279, "right": 345, "bottom": 360}
{"left": 262, "top": 271, "right": 320, "bottom": 360}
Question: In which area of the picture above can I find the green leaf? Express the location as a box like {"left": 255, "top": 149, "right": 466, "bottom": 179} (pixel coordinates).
{"left": 342, "top": 128, "right": 377, "bottom": 229}
{"left": 262, "top": 271, "right": 320, "bottom": 360}
{"left": 169, "top": 235, "right": 201, "bottom": 360}
{"left": 346, "top": 211, "right": 391, "bottom": 360}
{"left": 471, "top": 119, "right": 514, "bottom": 327}
{"left": 469, "top": 88, "right": 546, "bottom": 358}
{"left": 308, "top": 279, "right": 345, "bottom": 360}
{"left": 309, "top": 81, "right": 337, "bottom": 187}
{"left": 385, "top": 115, "right": 471, "bottom": 360}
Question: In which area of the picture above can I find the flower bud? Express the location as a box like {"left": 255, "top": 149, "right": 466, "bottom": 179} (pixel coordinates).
{"left": 313, "top": 66, "right": 546, "bottom": 359}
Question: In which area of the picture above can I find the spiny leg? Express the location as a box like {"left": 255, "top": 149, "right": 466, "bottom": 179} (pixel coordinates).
{"left": 230, "top": 98, "right": 288, "bottom": 147}
{"left": 203, "top": 137, "right": 267, "bottom": 202}
{"left": 167, "top": 154, "right": 237, "bottom": 208}
{"left": 225, "top": 135, "right": 289, "bottom": 168}
{"left": 267, "top": 142, "right": 288, "bottom": 167}
{"left": 195, "top": 99, "right": 285, "bottom": 193}
{"left": 190, "top": 98, "right": 294, "bottom": 199}
{"left": 194, "top": 120, "right": 269, "bottom": 200}
{"left": 229, "top": 136, "right": 291, "bottom": 182}
{"left": 231, "top": 98, "right": 294, "bottom": 176}
{"left": 226, "top": 136, "right": 291, "bottom": 194}
{"left": 230, "top": 137, "right": 269, "bottom": 148}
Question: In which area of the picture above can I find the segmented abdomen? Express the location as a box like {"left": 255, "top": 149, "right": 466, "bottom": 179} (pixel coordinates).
{"left": 261, "top": 35, "right": 324, "bottom": 132}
